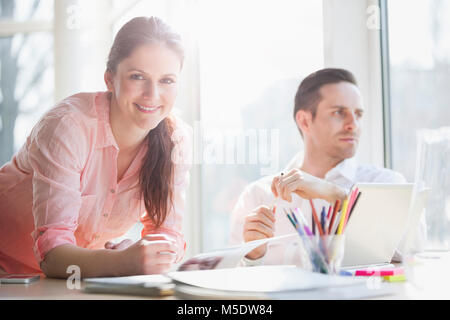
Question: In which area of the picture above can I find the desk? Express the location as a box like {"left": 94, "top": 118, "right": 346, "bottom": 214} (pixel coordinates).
{"left": 0, "top": 277, "right": 174, "bottom": 300}
{"left": 1, "top": 252, "right": 450, "bottom": 300}
{"left": 380, "top": 251, "right": 450, "bottom": 300}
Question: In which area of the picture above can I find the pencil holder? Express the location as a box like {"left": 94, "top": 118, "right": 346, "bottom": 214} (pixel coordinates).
{"left": 325, "top": 234, "right": 346, "bottom": 274}
{"left": 302, "top": 234, "right": 346, "bottom": 275}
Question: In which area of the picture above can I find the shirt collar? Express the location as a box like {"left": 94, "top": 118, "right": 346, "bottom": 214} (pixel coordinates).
{"left": 94, "top": 92, "right": 119, "bottom": 150}
{"left": 283, "top": 152, "right": 358, "bottom": 184}
{"left": 324, "top": 157, "right": 358, "bottom": 184}
{"left": 93, "top": 91, "right": 148, "bottom": 180}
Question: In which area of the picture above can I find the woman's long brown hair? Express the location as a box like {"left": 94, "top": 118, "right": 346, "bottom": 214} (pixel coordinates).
{"left": 106, "top": 17, "right": 184, "bottom": 228}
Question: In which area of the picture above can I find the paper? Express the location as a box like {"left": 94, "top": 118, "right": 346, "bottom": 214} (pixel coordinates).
{"left": 177, "top": 233, "right": 298, "bottom": 271}
{"left": 168, "top": 265, "right": 366, "bottom": 293}
{"left": 83, "top": 274, "right": 172, "bottom": 286}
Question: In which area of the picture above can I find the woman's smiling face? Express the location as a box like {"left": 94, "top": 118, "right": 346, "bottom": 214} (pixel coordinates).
{"left": 106, "top": 43, "right": 182, "bottom": 132}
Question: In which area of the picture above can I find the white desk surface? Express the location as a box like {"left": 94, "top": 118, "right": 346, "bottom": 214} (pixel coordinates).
{"left": 1, "top": 252, "right": 450, "bottom": 300}
{"left": 0, "top": 277, "right": 176, "bottom": 300}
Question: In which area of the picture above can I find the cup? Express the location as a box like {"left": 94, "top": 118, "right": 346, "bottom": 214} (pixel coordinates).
{"left": 297, "top": 234, "right": 346, "bottom": 275}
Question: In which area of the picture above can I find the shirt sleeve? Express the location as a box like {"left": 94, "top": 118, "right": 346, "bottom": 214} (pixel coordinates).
{"left": 27, "top": 110, "right": 90, "bottom": 265}
{"left": 140, "top": 118, "right": 192, "bottom": 262}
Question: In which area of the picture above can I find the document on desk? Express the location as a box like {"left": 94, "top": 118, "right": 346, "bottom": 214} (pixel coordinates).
{"left": 177, "top": 233, "right": 298, "bottom": 271}
{"left": 82, "top": 234, "right": 297, "bottom": 292}
{"left": 168, "top": 265, "right": 366, "bottom": 293}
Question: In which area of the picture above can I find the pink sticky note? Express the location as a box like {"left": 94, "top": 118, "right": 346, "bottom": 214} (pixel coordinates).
{"left": 355, "top": 268, "right": 404, "bottom": 277}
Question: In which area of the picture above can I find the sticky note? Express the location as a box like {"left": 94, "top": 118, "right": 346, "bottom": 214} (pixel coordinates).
{"left": 354, "top": 267, "right": 404, "bottom": 277}
{"left": 383, "top": 274, "right": 407, "bottom": 282}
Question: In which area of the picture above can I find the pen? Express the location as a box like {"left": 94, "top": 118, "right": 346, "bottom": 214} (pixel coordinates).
{"left": 320, "top": 206, "right": 326, "bottom": 234}
{"left": 291, "top": 209, "right": 299, "bottom": 225}
{"left": 285, "top": 209, "right": 308, "bottom": 238}
{"left": 285, "top": 209, "right": 297, "bottom": 230}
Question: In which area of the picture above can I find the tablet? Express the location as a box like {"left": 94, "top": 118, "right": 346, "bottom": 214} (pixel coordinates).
{"left": 0, "top": 274, "right": 41, "bottom": 284}
{"left": 341, "top": 183, "right": 414, "bottom": 268}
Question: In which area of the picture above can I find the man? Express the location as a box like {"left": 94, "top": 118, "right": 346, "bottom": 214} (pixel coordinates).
{"left": 230, "top": 68, "right": 421, "bottom": 266}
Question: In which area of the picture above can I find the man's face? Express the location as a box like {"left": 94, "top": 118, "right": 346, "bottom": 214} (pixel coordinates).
{"left": 302, "top": 81, "right": 364, "bottom": 160}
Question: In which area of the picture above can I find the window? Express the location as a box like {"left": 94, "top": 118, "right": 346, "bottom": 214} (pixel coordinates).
{"left": 382, "top": 0, "right": 450, "bottom": 251}
{"left": 384, "top": 0, "right": 450, "bottom": 181}
{"left": 197, "top": 0, "right": 324, "bottom": 251}
{"left": 0, "top": 0, "right": 54, "bottom": 166}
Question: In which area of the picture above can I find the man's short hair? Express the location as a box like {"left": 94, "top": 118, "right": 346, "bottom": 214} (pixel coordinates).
{"left": 293, "top": 68, "right": 358, "bottom": 123}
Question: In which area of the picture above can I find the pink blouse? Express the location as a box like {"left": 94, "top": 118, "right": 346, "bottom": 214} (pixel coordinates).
{"left": 0, "top": 92, "right": 192, "bottom": 274}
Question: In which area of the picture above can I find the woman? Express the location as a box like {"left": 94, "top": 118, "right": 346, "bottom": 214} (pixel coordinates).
{"left": 0, "top": 17, "right": 191, "bottom": 278}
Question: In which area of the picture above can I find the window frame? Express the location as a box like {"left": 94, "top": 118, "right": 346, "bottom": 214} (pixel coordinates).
{"left": 322, "top": 0, "right": 386, "bottom": 168}
{"left": 379, "top": 0, "right": 393, "bottom": 169}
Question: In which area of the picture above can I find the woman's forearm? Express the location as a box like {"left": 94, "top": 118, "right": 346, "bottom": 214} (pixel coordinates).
{"left": 40, "top": 244, "right": 126, "bottom": 279}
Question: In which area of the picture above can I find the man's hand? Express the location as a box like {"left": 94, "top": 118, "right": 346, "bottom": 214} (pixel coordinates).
{"left": 271, "top": 168, "right": 347, "bottom": 204}
{"left": 243, "top": 205, "right": 276, "bottom": 260}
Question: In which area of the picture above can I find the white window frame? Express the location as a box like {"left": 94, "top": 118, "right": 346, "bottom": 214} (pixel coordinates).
{"left": 322, "top": 0, "right": 385, "bottom": 167}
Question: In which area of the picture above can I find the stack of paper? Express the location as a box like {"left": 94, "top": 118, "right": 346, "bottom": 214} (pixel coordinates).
{"left": 168, "top": 265, "right": 365, "bottom": 292}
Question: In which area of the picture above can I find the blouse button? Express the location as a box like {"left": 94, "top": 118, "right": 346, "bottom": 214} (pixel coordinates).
{"left": 103, "top": 213, "right": 108, "bottom": 218}
{"left": 110, "top": 189, "right": 115, "bottom": 194}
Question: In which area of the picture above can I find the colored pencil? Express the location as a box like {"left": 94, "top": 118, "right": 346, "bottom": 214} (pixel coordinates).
{"left": 320, "top": 206, "right": 326, "bottom": 234}
{"left": 327, "top": 205, "right": 332, "bottom": 219}
{"left": 309, "top": 199, "right": 324, "bottom": 236}
{"left": 285, "top": 210, "right": 297, "bottom": 230}
{"left": 328, "top": 199, "right": 341, "bottom": 234}
{"left": 343, "top": 188, "right": 359, "bottom": 230}
{"left": 344, "top": 192, "right": 361, "bottom": 231}
{"left": 336, "top": 198, "right": 349, "bottom": 235}
{"left": 294, "top": 208, "right": 314, "bottom": 236}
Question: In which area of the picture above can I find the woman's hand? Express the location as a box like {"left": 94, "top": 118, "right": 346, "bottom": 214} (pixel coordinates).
{"left": 271, "top": 169, "right": 347, "bottom": 204}
{"left": 118, "top": 234, "right": 178, "bottom": 275}
{"left": 243, "top": 205, "right": 276, "bottom": 260}
{"left": 104, "top": 239, "right": 134, "bottom": 250}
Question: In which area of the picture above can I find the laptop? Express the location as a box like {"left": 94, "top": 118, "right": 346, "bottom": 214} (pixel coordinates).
{"left": 341, "top": 183, "right": 415, "bottom": 268}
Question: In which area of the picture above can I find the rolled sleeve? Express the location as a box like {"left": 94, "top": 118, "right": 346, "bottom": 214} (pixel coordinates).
{"left": 32, "top": 226, "right": 77, "bottom": 263}
{"left": 28, "top": 110, "right": 89, "bottom": 264}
